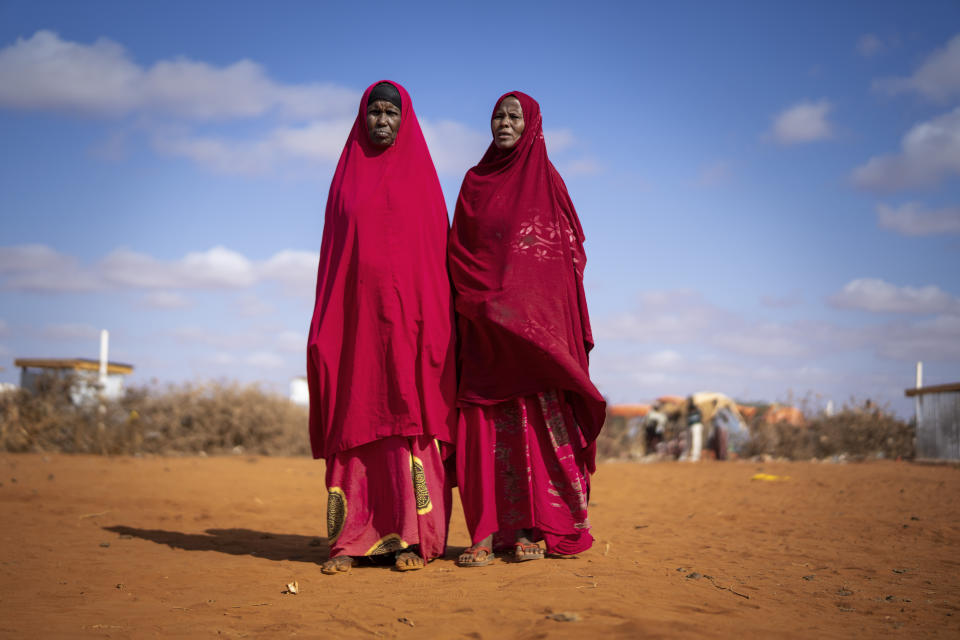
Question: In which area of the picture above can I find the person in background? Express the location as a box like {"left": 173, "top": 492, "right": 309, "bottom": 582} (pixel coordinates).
{"left": 680, "top": 398, "right": 704, "bottom": 462}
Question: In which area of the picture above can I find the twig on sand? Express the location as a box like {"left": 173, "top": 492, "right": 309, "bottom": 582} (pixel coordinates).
{"left": 79, "top": 511, "right": 110, "bottom": 519}
{"left": 230, "top": 603, "right": 271, "bottom": 608}
{"left": 704, "top": 574, "right": 750, "bottom": 599}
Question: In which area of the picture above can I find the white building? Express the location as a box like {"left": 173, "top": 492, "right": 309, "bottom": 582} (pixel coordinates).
{"left": 15, "top": 358, "right": 134, "bottom": 404}
{"left": 290, "top": 376, "right": 309, "bottom": 407}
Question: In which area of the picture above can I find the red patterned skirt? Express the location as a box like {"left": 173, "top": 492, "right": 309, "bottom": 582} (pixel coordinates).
{"left": 324, "top": 435, "right": 452, "bottom": 561}
{"left": 456, "top": 390, "right": 593, "bottom": 555}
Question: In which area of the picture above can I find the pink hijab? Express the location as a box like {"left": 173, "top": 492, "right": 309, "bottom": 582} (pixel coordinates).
{"left": 307, "top": 80, "right": 456, "bottom": 459}
{"left": 448, "top": 91, "right": 606, "bottom": 444}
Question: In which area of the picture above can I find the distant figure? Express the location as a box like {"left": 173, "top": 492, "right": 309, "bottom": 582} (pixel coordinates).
{"left": 306, "top": 81, "right": 456, "bottom": 574}
{"left": 645, "top": 408, "right": 667, "bottom": 452}
{"left": 449, "top": 91, "right": 606, "bottom": 566}
{"left": 681, "top": 399, "right": 704, "bottom": 462}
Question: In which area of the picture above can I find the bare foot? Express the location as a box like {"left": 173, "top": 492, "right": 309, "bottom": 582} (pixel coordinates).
{"left": 395, "top": 551, "right": 425, "bottom": 571}
{"left": 321, "top": 555, "right": 354, "bottom": 575}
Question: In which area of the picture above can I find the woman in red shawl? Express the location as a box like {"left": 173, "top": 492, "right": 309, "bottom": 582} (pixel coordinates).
{"left": 449, "top": 92, "right": 606, "bottom": 566}
{"left": 307, "top": 80, "right": 456, "bottom": 574}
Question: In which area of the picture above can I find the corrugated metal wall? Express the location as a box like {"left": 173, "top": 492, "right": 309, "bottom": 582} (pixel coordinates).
{"left": 916, "top": 390, "right": 960, "bottom": 459}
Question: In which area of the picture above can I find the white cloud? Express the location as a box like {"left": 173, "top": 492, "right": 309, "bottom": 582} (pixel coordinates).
{"left": 269, "top": 120, "right": 355, "bottom": 162}
{"left": 829, "top": 278, "right": 960, "bottom": 314}
{"left": 0, "top": 30, "right": 358, "bottom": 121}
{"left": 204, "top": 349, "right": 291, "bottom": 371}
{"left": 563, "top": 156, "right": 603, "bottom": 176}
{"left": 232, "top": 294, "right": 275, "bottom": 318}
{"left": 0, "top": 244, "right": 100, "bottom": 291}
{"left": 150, "top": 132, "right": 275, "bottom": 176}
{"left": 852, "top": 107, "right": 960, "bottom": 190}
{"left": 597, "top": 290, "right": 731, "bottom": 343}
{"left": 207, "top": 351, "right": 239, "bottom": 366}
{"left": 857, "top": 34, "right": 884, "bottom": 58}
{"left": 590, "top": 344, "right": 854, "bottom": 408}
{"left": 245, "top": 350, "right": 287, "bottom": 370}
{"left": 590, "top": 287, "right": 957, "bottom": 411}
{"left": 139, "top": 291, "right": 192, "bottom": 310}
{"left": 0, "top": 244, "right": 77, "bottom": 274}
{"left": 259, "top": 249, "right": 318, "bottom": 295}
{"left": 0, "top": 31, "right": 556, "bottom": 180}
{"left": 712, "top": 324, "right": 812, "bottom": 358}
{"left": 0, "top": 244, "right": 318, "bottom": 294}
{"left": 876, "top": 202, "right": 960, "bottom": 236}
{"left": 154, "top": 116, "right": 488, "bottom": 177}
{"left": 599, "top": 289, "right": 866, "bottom": 361}
{"left": 150, "top": 119, "right": 353, "bottom": 176}
{"left": 770, "top": 99, "right": 833, "bottom": 144}
{"left": 873, "top": 313, "right": 960, "bottom": 361}
{"left": 276, "top": 330, "right": 305, "bottom": 354}
{"left": 874, "top": 33, "right": 960, "bottom": 102}
{"left": 171, "top": 326, "right": 305, "bottom": 363}
{"left": 544, "top": 128, "right": 575, "bottom": 154}
{"left": 712, "top": 322, "right": 862, "bottom": 359}
{"left": 172, "top": 327, "right": 261, "bottom": 350}
{"left": 101, "top": 246, "right": 258, "bottom": 289}
{"left": 543, "top": 129, "right": 603, "bottom": 177}
{"left": 420, "top": 119, "right": 490, "bottom": 176}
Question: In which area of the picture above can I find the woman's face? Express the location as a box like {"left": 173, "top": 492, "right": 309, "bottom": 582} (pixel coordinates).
{"left": 366, "top": 100, "right": 401, "bottom": 147}
{"left": 491, "top": 96, "right": 525, "bottom": 150}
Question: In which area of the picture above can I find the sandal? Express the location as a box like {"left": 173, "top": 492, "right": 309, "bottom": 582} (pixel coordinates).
{"left": 457, "top": 545, "right": 493, "bottom": 567}
{"left": 513, "top": 542, "right": 544, "bottom": 562}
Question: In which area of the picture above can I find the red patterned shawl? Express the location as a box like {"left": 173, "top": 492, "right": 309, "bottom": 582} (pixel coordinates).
{"left": 448, "top": 91, "right": 605, "bottom": 443}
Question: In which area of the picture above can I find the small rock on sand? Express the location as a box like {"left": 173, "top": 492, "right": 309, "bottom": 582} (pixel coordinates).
{"left": 547, "top": 612, "right": 581, "bottom": 622}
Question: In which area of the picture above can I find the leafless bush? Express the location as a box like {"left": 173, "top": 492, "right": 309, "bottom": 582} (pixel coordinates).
{"left": 740, "top": 402, "right": 914, "bottom": 460}
{"left": 596, "top": 414, "right": 644, "bottom": 460}
{"left": 593, "top": 397, "right": 914, "bottom": 462}
{"left": 0, "top": 375, "right": 310, "bottom": 456}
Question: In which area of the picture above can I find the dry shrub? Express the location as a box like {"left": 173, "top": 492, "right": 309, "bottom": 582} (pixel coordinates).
{"left": 593, "top": 398, "right": 914, "bottom": 462}
{"left": 741, "top": 403, "right": 914, "bottom": 460}
{"left": 596, "top": 414, "right": 645, "bottom": 460}
{"left": 0, "top": 375, "right": 310, "bottom": 456}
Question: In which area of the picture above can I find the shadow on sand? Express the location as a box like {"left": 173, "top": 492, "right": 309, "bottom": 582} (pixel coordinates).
{"left": 104, "top": 525, "right": 329, "bottom": 564}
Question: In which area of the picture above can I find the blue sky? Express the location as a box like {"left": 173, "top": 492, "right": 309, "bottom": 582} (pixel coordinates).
{"left": 1, "top": 0, "right": 958, "bottom": 416}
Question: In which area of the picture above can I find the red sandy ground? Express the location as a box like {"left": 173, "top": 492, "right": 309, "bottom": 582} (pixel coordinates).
{"left": 0, "top": 454, "right": 958, "bottom": 639}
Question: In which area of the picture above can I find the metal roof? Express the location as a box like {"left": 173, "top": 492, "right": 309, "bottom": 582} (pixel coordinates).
{"left": 905, "top": 382, "right": 960, "bottom": 397}
{"left": 14, "top": 358, "right": 134, "bottom": 375}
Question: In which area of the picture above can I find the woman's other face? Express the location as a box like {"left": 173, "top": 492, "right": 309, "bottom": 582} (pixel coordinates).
{"left": 491, "top": 96, "right": 525, "bottom": 149}
{"left": 366, "top": 100, "right": 401, "bottom": 147}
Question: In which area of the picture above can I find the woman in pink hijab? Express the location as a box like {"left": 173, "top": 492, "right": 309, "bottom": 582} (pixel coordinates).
{"left": 307, "top": 80, "right": 456, "bottom": 574}
{"left": 449, "top": 92, "right": 606, "bottom": 566}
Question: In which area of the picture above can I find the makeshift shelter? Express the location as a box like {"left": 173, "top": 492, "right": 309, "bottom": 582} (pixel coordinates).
{"left": 906, "top": 382, "right": 960, "bottom": 460}
{"left": 15, "top": 358, "right": 133, "bottom": 404}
